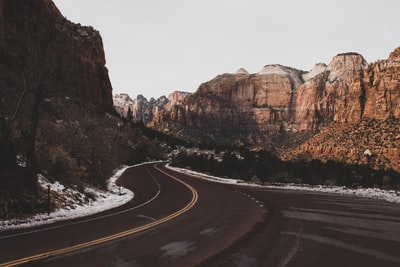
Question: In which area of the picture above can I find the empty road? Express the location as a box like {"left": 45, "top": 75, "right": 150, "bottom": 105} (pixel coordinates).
{"left": 207, "top": 186, "right": 400, "bottom": 267}
{"left": 1, "top": 163, "right": 399, "bottom": 266}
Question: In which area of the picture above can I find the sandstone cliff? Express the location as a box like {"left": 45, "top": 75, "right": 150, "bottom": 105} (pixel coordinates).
{"left": 0, "top": 0, "right": 113, "bottom": 112}
{"left": 0, "top": 0, "right": 142, "bottom": 197}
{"left": 113, "top": 91, "right": 191, "bottom": 125}
{"left": 282, "top": 49, "right": 400, "bottom": 171}
{"left": 0, "top": 0, "right": 169, "bottom": 218}
{"left": 143, "top": 47, "right": 400, "bottom": 171}
{"left": 282, "top": 118, "right": 400, "bottom": 172}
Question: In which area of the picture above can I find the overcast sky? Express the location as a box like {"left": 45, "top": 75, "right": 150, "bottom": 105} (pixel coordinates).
{"left": 53, "top": 0, "right": 400, "bottom": 99}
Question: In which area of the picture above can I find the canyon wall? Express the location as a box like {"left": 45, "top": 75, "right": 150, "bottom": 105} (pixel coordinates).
{"left": 118, "top": 47, "right": 400, "bottom": 171}
{"left": 144, "top": 48, "right": 400, "bottom": 146}
{"left": 0, "top": 0, "right": 135, "bottom": 192}
{"left": 0, "top": 0, "right": 113, "bottom": 112}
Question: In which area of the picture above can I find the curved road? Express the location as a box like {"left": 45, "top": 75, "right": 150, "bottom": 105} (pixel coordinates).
{"left": 0, "top": 163, "right": 264, "bottom": 266}
{"left": 207, "top": 186, "right": 400, "bottom": 267}
{"left": 1, "top": 163, "right": 400, "bottom": 266}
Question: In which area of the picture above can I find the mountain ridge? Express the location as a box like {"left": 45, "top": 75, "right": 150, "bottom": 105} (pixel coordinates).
{"left": 115, "top": 46, "right": 400, "bottom": 172}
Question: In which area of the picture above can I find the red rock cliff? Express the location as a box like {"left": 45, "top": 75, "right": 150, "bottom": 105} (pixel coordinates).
{"left": 149, "top": 47, "right": 400, "bottom": 151}
{"left": 0, "top": 0, "right": 113, "bottom": 111}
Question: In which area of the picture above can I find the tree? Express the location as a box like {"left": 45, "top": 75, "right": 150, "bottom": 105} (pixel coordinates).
{"left": 2, "top": 17, "right": 59, "bottom": 192}
{"left": 126, "top": 106, "right": 133, "bottom": 122}
{"left": 0, "top": 110, "right": 17, "bottom": 188}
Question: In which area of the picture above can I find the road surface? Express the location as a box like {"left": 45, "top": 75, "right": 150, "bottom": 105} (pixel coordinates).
{"left": 1, "top": 163, "right": 399, "bottom": 266}
{"left": 206, "top": 186, "right": 400, "bottom": 267}
{"left": 0, "top": 163, "right": 263, "bottom": 266}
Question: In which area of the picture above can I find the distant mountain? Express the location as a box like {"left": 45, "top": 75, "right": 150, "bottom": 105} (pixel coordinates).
{"left": 113, "top": 91, "right": 191, "bottom": 124}
{"left": 116, "top": 47, "right": 400, "bottom": 172}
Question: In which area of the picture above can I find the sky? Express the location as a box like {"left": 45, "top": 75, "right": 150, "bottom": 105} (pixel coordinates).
{"left": 52, "top": 0, "right": 400, "bottom": 99}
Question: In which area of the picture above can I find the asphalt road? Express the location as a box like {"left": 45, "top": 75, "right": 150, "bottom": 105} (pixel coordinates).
{"left": 207, "top": 186, "right": 400, "bottom": 267}
{"left": 1, "top": 163, "right": 399, "bottom": 267}
{"left": 0, "top": 163, "right": 264, "bottom": 266}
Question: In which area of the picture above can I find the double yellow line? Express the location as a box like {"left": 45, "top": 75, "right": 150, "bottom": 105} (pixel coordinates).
{"left": 1, "top": 164, "right": 198, "bottom": 267}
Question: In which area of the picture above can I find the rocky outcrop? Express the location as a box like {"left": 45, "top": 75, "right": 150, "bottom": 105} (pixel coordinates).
{"left": 293, "top": 53, "right": 368, "bottom": 130}
{"left": 147, "top": 65, "right": 309, "bottom": 146}
{"left": 362, "top": 49, "right": 400, "bottom": 120}
{"left": 0, "top": 0, "right": 130, "bottom": 194}
{"left": 0, "top": 0, "right": 113, "bottom": 112}
{"left": 145, "top": 47, "right": 400, "bottom": 172}
{"left": 282, "top": 118, "right": 400, "bottom": 172}
{"left": 283, "top": 49, "right": 400, "bottom": 171}
{"left": 113, "top": 91, "right": 190, "bottom": 124}
{"left": 113, "top": 93, "right": 133, "bottom": 117}
{"left": 147, "top": 63, "right": 326, "bottom": 145}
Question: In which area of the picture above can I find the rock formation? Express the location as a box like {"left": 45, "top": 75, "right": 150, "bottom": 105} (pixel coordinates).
{"left": 0, "top": 0, "right": 133, "bottom": 194}
{"left": 147, "top": 64, "right": 318, "bottom": 145}
{"left": 113, "top": 91, "right": 190, "bottom": 124}
{"left": 113, "top": 93, "right": 133, "bottom": 117}
{"left": 131, "top": 47, "right": 400, "bottom": 171}
{"left": 147, "top": 50, "right": 397, "bottom": 131}
{"left": 282, "top": 117, "right": 400, "bottom": 172}
{"left": 0, "top": 0, "right": 113, "bottom": 112}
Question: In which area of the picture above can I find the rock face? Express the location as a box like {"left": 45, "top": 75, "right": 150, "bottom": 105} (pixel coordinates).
{"left": 282, "top": 118, "right": 400, "bottom": 172}
{"left": 0, "top": 0, "right": 130, "bottom": 193}
{"left": 111, "top": 40, "right": 400, "bottom": 172}
{"left": 113, "top": 91, "right": 190, "bottom": 124}
{"left": 0, "top": 0, "right": 113, "bottom": 112}
{"left": 113, "top": 93, "right": 133, "bottom": 117}
{"left": 142, "top": 47, "right": 400, "bottom": 171}
{"left": 294, "top": 53, "right": 368, "bottom": 130}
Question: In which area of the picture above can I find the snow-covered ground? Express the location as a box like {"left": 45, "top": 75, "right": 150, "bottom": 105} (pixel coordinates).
{"left": 0, "top": 165, "right": 135, "bottom": 231}
{"left": 166, "top": 165, "right": 400, "bottom": 204}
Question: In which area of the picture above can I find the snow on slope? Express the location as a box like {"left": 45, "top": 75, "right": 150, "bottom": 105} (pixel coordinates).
{"left": 234, "top": 68, "right": 250, "bottom": 75}
{"left": 0, "top": 165, "right": 135, "bottom": 230}
{"left": 3, "top": 161, "right": 398, "bottom": 231}
{"left": 258, "top": 65, "right": 291, "bottom": 76}
{"left": 302, "top": 63, "right": 327, "bottom": 81}
{"left": 113, "top": 93, "right": 132, "bottom": 108}
{"left": 258, "top": 64, "right": 304, "bottom": 87}
{"left": 166, "top": 165, "right": 400, "bottom": 204}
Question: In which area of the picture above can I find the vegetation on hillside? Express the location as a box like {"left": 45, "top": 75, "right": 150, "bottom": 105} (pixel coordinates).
{"left": 283, "top": 118, "right": 400, "bottom": 172}
{"left": 0, "top": 95, "right": 166, "bottom": 219}
{"left": 171, "top": 147, "right": 400, "bottom": 189}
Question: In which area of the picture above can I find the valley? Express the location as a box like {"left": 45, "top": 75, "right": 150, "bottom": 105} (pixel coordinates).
{"left": 0, "top": 1, "right": 400, "bottom": 266}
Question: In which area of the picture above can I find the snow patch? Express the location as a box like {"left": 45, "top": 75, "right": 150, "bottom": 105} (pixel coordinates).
{"left": 302, "top": 63, "right": 327, "bottom": 81}
{"left": 16, "top": 155, "right": 27, "bottom": 168}
{"left": 160, "top": 240, "right": 195, "bottom": 259}
{"left": 0, "top": 165, "right": 135, "bottom": 231}
{"left": 266, "top": 184, "right": 400, "bottom": 204}
{"left": 200, "top": 227, "right": 220, "bottom": 237}
{"left": 258, "top": 65, "right": 289, "bottom": 76}
{"left": 166, "top": 165, "right": 400, "bottom": 204}
{"left": 113, "top": 93, "right": 132, "bottom": 108}
{"left": 234, "top": 68, "right": 249, "bottom": 75}
{"left": 166, "top": 164, "right": 240, "bottom": 184}
{"left": 258, "top": 65, "right": 304, "bottom": 87}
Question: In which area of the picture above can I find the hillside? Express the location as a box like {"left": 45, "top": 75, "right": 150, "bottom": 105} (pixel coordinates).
{"left": 281, "top": 118, "right": 400, "bottom": 172}
{"left": 0, "top": 0, "right": 163, "bottom": 218}
{"left": 118, "top": 47, "right": 400, "bottom": 173}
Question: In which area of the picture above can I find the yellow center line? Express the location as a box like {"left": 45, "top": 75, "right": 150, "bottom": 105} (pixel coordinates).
{"left": 0, "top": 163, "right": 198, "bottom": 267}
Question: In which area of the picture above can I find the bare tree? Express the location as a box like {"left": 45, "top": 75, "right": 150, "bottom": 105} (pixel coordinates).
{"left": 3, "top": 17, "right": 58, "bottom": 192}
{"left": 0, "top": 109, "right": 17, "bottom": 185}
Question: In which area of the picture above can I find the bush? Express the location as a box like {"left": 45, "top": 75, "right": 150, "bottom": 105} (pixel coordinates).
{"left": 171, "top": 148, "right": 400, "bottom": 189}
